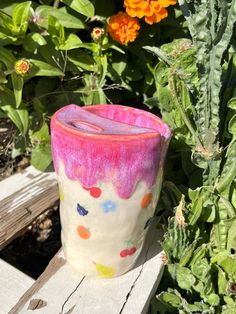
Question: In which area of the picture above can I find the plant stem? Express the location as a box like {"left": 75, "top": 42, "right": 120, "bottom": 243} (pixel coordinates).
{"left": 53, "top": 0, "right": 60, "bottom": 8}
{"left": 169, "top": 74, "right": 204, "bottom": 151}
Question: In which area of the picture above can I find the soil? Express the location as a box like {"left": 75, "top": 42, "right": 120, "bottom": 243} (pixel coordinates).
{"left": 0, "top": 118, "right": 61, "bottom": 279}
{"left": 0, "top": 207, "right": 61, "bottom": 279}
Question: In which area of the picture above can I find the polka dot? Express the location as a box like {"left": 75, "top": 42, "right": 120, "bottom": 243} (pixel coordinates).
{"left": 90, "top": 187, "right": 102, "bottom": 198}
{"left": 76, "top": 203, "right": 88, "bottom": 216}
{"left": 141, "top": 192, "right": 152, "bottom": 209}
{"left": 77, "top": 225, "right": 91, "bottom": 239}
{"left": 83, "top": 186, "right": 102, "bottom": 198}
{"left": 95, "top": 263, "right": 116, "bottom": 278}
{"left": 101, "top": 200, "right": 117, "bottom": 213}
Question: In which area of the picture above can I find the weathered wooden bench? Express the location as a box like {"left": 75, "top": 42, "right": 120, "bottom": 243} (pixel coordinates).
{"left": 0, "top": 167, "right": 164, "bottom": 314}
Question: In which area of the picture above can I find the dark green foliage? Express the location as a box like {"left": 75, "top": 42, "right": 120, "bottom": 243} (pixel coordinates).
{"left": 145, "top": 1, "right": 236, "bottom": 313}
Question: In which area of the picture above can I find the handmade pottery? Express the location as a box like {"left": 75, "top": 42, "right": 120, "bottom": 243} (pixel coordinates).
{"left": 51, "top": 104, "right": 171, "bottom": 278}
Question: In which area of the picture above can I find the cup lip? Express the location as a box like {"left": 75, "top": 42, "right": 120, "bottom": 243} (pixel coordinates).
{"left": 51, "top": 104, "right": 172, "bottom": 141}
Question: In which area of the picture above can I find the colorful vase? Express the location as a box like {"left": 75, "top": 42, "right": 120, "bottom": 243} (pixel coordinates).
{"left": 51, "top": 104, "right": 171, "bottom": 278}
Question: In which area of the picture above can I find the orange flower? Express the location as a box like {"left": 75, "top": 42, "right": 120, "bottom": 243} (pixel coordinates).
{"left": 107, "top": 11, "right": 140, "bottom": 45}
{"left": 124, "top": 0, "right": 177, "bottom": 25}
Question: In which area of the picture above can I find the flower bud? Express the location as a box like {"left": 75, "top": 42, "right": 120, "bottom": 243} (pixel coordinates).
{"left": 91, "top": 27, "right": 104, "bottom": 41}
{"left": 14, "top": 59, "right": 30, "bottom": 76}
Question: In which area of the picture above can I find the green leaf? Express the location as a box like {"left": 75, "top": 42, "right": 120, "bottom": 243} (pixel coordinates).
{"left": 59, "top": 33, "right": 82, "bottom": 50}
{"left": 30, "top": 122, "right": 50, "bottom": 144}
{"left": 144, "top": 96, "right": 159, "bottom": 109}
{"left": 12, "top": 1, "right": 31, "bottom": 33}
{"left": 31, "top": 143, "right": 52, "bottom": 171}
{"left": 228, "top": 97, "right": 236, "bottom": 111}
{"left": 218, "top": 266, "right": 228, "bottom": 295}
{"left": 11, "top": 72, "right": 24, "bottom": 107}
{"left": 97, "top": 55, "right": 107, "bottom": 87}
{"left": 228, "top": 114, "right": 236, "bottom": 135}
{"left": 68, "top": 50, "right": 95, "bottom": 71}
{"left": 0, "top": 11, "right": 14, "bottom": 29}
{"left": 23, "top": 33, "right": 47, "bottom": 51}
{"left": 62, "top": 0, "right": 94, "bottom": 17}
{"left": 27, "top": 59, "right": 64, "bottom": 77}
{"left": 0, "top": 47, "right": 16, "bottom": 68}
{"left": 217, "top": 140, "right": 236, "bottom": 193}
{"left": 188, "top": 188, "right": 204, "bottom": 225}
{"left": 11, "top": 136, "right": 26, "bottom": 159}
{"left": 168, "top": 264, "right": 196, "bottom": 291}
{"left": 227, "top": 218, "right": 236, "bottom": 251}
{"left": 157, "top": 290, "right": 182, "bottom": 309}
{"left": 143, "top": 45, "right": 172, "bottom": 66}
{"left": 0, "top": 88, "right": 28, "bottom": 134}
{"left": 207, "top": 293, "right": 220, "bottom": 306}
{"left": 0, "top": 31, "right": 17, "bottom": 46}
{"left": 35, "top": 5, "right": 85, "bottom": 29}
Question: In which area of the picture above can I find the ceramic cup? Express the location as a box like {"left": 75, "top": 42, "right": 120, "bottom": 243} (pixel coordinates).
{"left": 51, "top": 104, "right": 171, "bottom": 278}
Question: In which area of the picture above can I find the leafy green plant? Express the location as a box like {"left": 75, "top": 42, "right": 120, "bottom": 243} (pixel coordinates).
{"left": 145, "top": 1, "right": 236, "bottom": 313}
{"left": 0, "top": 0, "right": 184, "bottom": 170}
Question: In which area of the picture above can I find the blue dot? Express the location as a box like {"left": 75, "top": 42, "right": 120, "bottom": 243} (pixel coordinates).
{"left": 77, "top": 203, "right": 88, "bottom": 216}
{"left": 101, "top": 200, "right": 117, "bottom": 213}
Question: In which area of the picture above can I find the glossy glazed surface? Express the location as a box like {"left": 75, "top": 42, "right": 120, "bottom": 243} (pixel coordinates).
{"left": 51, "top": 104, "right": 171, "bottom": 277}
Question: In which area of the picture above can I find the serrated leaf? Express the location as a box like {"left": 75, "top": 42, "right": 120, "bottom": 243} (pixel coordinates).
{"left": 168, "top": 264, "right": 196, "bottom": 291}
{"left": 188, "top": 188, "right": 204, "bottom": 225}
{"left": 217, "top": 140, "right": 236, "bottom": 193}
{"left": 143, "top": 45, "right": 172, "bottom": 66}
{"left": 62, "top": 0, "right": 94, "bottom": 17}
{"left": 157, "top": 290, "right": 182, "bottom": 308}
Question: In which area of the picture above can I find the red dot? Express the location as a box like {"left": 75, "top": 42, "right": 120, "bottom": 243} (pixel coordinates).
{"left": 90, "top": 187, "right": 102, "bottom": 198}
{"left": 120, "top": 249, "right": 128, "bottom": 258}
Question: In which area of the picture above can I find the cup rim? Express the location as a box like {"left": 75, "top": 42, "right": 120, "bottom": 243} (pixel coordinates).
{"left": 51, "top": 104, "right": 172, "bottom": 141}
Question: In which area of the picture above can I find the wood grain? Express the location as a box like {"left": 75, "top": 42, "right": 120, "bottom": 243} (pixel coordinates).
{"left": 0, "top": 258, "right": 35, "bottom": 314}
{"left": 0, "top": 166, "right": 58, "bottom": 249}
{"left": 10, "top": 222, "right": 164, "bottom": 314}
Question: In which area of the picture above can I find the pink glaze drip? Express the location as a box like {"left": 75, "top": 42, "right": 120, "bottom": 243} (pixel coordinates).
{"left": 51, "top": 104, "right": 171, "bottom": 199}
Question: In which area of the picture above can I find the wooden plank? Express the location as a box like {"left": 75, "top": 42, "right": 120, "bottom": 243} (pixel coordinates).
{"left": 0, "top": 259, "right": 35, "bottom": 314}
{"left": 0, "top": 166, "right": 58, "bottom": 249}
{"left": 10, "top": 222, "right": 164, "bottom": 314}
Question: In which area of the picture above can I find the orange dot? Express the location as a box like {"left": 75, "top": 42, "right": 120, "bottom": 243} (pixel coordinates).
{"left": 141, "top": 193, "right": 152, "bottom": 209}
{"left": 77, "top": 225, "right": 91, "bottom": 239}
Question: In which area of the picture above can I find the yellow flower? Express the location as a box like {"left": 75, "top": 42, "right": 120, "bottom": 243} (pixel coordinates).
{"left": 14, "top": 59, "right": 30, "bottom": 76}
{"left": 107, "top": 11, "right": 140, "bottom": 45}
{"left": 124, "top": 0, "right": 177, "bottom": 25}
